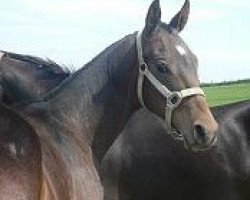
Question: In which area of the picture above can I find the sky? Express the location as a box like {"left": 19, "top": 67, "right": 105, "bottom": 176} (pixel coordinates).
{"left": 1, "top": 0, "right": 250, "bottom": 82}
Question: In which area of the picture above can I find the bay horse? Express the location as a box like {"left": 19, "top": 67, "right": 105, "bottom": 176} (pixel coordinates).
{"left": 0, "top": 103, "right": 42, "bottom": 200}
{"left": 101, "top": 100, "right": 250, "bottom": 200}
{"left": 0, "top": 50, "right": 70, "bottom": 106}
{"left": 12, "top": 0, "right": 216, "bottom": 199}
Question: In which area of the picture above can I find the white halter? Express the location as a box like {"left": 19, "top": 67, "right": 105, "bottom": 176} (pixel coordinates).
{"left": 136, "top": 31, "right": 205, "bottom": 140}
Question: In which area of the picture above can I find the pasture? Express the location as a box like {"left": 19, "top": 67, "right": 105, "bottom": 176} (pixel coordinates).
{"left": 202, "top": 82, "right": 250, "bottom": 106}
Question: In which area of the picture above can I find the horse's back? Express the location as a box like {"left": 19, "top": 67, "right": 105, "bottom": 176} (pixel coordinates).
{"left": 0, "top": 104, "right": 42, "bottom": 200}
{"left": 101, "top": 108, "right": 241, "bottom": 200}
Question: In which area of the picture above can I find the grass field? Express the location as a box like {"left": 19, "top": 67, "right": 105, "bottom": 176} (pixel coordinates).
{"left": 202, "top": 82, "right": 250, "bottom": 106}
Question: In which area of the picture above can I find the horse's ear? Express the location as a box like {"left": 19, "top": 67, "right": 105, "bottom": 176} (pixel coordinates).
{"left": 143, "top": 0, "right": 161, "bottom": 37}
{"left": 169, "top": 0, "right": 190, "bottom": 33}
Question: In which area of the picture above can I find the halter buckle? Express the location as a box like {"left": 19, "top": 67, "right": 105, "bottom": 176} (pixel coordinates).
{"left": 166, "top": 92, "right": 182, "bottom": 110}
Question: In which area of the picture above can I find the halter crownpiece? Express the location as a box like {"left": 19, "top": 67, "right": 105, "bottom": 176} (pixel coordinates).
{"left": 136, "top": 31, "right": 205, "bottom": 140}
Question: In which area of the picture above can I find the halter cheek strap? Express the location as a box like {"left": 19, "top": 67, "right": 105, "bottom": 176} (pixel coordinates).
{"left": 136, "top": 32, "right": 205, "bottom": 140}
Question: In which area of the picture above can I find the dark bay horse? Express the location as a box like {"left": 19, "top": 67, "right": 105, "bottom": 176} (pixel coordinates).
{"left": 0, "top": 103, "right": 42, "bottom": 200}
{"left": 9, "top": 0, "right": 216, "bottom": 199}
{"left": 101, "top": 100, "right": 250, "bottom": 200}
{"left": 0, "top": 50, "right": 70, "bottom": 105}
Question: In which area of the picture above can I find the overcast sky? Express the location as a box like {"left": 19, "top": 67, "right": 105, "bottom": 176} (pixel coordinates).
{"left": 1, "top": 0, "right": 250, "bottom": 82}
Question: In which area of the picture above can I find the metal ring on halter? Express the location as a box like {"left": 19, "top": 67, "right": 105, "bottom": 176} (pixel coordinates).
{"left": 139, "top": 62, "right": 147, "bottom": 73}
{"left": 166, "top": 92, "right": 182, "bottom": 110}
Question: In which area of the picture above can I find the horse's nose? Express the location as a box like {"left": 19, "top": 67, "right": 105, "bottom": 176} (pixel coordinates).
{"left": 193, "top": 124, "right": 211, "bottom": 145}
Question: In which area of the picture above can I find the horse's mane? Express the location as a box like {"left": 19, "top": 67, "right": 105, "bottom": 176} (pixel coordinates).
{"left": 1, "top": 50, "right": 71, "bottom": 76}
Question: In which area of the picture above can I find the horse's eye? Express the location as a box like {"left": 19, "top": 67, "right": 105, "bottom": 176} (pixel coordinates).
{"left": 156, "top": 61, "right": 168, "bottom": 73}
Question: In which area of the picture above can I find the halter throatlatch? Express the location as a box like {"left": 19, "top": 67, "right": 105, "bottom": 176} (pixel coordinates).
{"left": 136, "top": 31, "right": 205, "bottom": 140}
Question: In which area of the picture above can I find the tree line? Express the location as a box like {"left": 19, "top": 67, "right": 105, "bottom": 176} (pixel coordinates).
{"left": 201, "top": 78, "right": 250, "bottom": 87}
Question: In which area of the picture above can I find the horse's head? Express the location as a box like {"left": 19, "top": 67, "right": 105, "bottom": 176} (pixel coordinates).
{"left": 137, "top": 0, "right": 218, "bottom": 151}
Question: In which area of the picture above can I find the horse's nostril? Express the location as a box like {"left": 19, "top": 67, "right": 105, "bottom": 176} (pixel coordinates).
{"left": 194, "top": 124, "right": 209, "bottom": 144}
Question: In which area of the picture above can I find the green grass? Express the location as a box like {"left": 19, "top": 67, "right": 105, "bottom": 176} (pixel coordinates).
{"left": 202, "top": 83, "right": 250, "bottom": 106}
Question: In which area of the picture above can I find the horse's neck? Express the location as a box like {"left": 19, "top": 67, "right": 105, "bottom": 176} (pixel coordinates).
{"left": 1, "top": 55, "right": 68, "bottom": 104}
{"left": 2, "top": 71, "right": 37, "bottom": 104}
{"left": 0, "top": 57, "right": 45, "bottom": 103}
{"left": 43, "top": 33, "right": 139, "bottom": 158}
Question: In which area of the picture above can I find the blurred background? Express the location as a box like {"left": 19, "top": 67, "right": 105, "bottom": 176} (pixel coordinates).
{"left": 1, "top": 0, "right": 250, "bottom": 83}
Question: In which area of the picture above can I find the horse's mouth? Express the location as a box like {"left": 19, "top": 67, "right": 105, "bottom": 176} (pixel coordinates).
{"left": 168, "top": 126, "right": 218, "bottom": 152}
{"left": 183, "top": 133, "right": 218, "bottom": 152}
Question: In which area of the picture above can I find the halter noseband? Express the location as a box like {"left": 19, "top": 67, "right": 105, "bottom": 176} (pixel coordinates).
{"left": 136, "top": 31, "right": 205, "bottom": 140}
